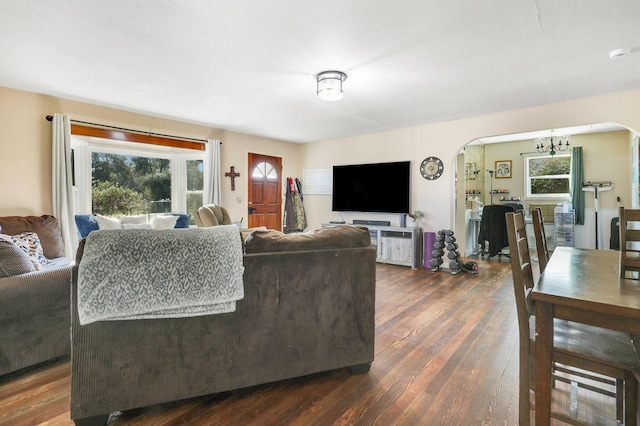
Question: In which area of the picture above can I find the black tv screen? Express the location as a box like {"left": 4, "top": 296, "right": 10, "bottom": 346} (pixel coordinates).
{"left": 332, "top": 161, "right": 411, "bottom": 214}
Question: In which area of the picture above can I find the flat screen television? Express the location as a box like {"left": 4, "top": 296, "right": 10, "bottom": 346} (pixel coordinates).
{"left": 332, "top": 161, "right": 410, "bottom": 213}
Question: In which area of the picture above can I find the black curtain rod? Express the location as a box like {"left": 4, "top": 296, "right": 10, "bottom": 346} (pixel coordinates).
{"left": 45, "top": 115, "right": 213, "bottom": 144}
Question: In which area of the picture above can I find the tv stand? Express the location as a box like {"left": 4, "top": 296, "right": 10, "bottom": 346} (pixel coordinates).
{"left": 353, "top": 219, "right": 391, "bottom": 227}
{"left": 321, "top": 224, "right": 423, "bottom": 268}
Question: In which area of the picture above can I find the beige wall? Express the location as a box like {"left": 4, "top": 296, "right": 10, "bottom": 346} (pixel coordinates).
{"left": 479, "top": 130, "right": 630, "bottom": 209}
{"left": 300, "top": 89, "right": 640, "bottom": 235}
{"left": 0, "top": 86, "right": 300, "bottom": 224}
{"left": 3, "top": 83, "right": 640, "bottom": 247}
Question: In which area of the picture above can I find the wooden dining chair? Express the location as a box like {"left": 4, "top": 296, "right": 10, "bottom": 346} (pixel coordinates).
{"left": 531, "top": 207, "right": 550, "bottom": 273}
{"left": 619, "top": 206, "right": 640, "bottom": 278}
{"left": 506, "top": 210, "right": 639, "bottom": 425}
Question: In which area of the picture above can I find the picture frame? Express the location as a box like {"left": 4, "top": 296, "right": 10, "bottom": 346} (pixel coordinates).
{"left": 495, "top": 160, "right": 512, "bottom": 179}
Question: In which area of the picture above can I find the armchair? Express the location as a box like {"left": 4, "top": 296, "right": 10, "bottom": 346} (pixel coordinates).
{"left": 193, "top": 204, "right": 232, "bottom": 227}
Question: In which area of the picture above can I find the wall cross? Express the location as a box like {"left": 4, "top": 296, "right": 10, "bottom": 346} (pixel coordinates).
{"left": 225, "top": 166, "right": 240, "bottom": 191}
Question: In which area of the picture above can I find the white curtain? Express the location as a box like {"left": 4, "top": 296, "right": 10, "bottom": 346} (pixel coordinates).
{"left": 203, "top": 139, "right": 222, "bottom": 206}
{"left": 52, "top": 113, "right": 78, "bottom": 258}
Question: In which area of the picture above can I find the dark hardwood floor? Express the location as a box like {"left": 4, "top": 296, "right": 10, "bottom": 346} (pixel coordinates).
{"left": 0, "top": 257, "right": 617, "bottom": 425}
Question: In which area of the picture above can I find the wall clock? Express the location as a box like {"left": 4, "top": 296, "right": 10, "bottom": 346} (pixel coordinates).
{"left": 420, "top": 156, "right": 444, "bottom": 180}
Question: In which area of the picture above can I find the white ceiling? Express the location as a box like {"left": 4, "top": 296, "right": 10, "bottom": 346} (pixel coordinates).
{"left": 1, "top": 1, "right": 639, "bottom": 144}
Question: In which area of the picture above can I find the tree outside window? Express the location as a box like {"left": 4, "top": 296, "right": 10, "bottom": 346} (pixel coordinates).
{"left": 526, "top": 154, "right": 571, "bottom": 198}
{"left": 91, "top": 153, "right": 171, "bottom": 215}
{"left": 186, "top": 159, "right": 204, "bottom": 218}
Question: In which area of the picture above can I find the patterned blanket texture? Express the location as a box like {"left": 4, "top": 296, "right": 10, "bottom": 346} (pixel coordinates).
{"left": 77, "top": 225, "right": 245, "bottom": 325}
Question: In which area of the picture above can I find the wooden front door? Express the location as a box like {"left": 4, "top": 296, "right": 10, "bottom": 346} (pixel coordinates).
{"left": 248, "top": 153, "right": 282, "bottom": 230}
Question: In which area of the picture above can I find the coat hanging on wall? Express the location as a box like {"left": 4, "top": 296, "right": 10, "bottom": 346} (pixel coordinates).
{"left": 283, "top": 177, "right": 307, "bottom": 233}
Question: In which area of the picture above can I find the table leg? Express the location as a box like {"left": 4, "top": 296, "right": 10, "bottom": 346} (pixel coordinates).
{"left": 535, "top": 301, "right": 554, "bottom": 425}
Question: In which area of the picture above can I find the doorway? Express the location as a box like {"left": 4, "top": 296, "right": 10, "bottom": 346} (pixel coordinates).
{"left": 455, "top": 123, "right": 632, "bottom": 254}
{"left": 248, "top": 153, "right": 282, "bottom": 230}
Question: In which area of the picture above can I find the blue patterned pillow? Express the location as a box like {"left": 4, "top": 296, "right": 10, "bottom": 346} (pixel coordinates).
{"left": 173, "top": 214, "right": 190, "bottom": 229}
{"left": 75, "top": 215, "right": 99, "bottom": 239}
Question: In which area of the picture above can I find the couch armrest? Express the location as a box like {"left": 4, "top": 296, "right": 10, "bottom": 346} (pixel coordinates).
{"left": 0, "top": 265, "right": 72, "bottom": 320}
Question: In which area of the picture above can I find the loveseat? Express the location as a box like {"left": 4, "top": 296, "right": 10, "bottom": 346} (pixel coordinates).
{"left": 0, "top": 215, "right": 72, "bottom": 376}
{"left": 70, "top": 225, "right": 376, "bottom": 425}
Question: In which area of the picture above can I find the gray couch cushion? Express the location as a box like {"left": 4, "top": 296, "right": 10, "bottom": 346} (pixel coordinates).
{"left": 244, "top": 225, "right": 371, "bottom": 253}
{"left": 0, "top": 240, "right": 36, "bottom": 277}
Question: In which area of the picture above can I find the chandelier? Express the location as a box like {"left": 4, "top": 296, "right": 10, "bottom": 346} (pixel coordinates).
{"left": 535, "top": 132, "right": 571, "bottom": 156}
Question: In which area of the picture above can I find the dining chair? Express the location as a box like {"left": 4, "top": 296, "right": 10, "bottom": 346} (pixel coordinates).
{"left": 506, "top": 210, "right": 639, "bottom": 425}
{"left": 619, "top": 206, "right": 640, "bottom": 278}
{"left": 531, "top": 207, "right": 550, "bottom": 273}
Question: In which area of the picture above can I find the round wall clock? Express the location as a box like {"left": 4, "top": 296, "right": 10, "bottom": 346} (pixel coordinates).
{"left": 420, "top": 156, "right": 444, "bottom": 180}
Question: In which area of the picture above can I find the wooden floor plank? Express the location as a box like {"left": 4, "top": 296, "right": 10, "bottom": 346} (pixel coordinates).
{"left": 0, "top": 258, "right": 621, "bottom": 425}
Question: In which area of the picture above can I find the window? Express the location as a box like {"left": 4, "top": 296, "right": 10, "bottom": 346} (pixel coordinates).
{"left": 252, "top": 161, "right": 278, "bottom": 179}
{"left": 525, "top": 154, "right": 571, "bottom": 198}
{"left": 186, "top": 159, "right": 204, "bottom": 216}
{"left": 72, "top": 136, "right": 204, "bottom": 217}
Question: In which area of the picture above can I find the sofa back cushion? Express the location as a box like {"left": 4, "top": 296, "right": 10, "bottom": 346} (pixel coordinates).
{"left": 0, "top": 215, "right": 65, "bottom": 259}
{"left": 244, "top": 225, "right": 371, "bottom": 254}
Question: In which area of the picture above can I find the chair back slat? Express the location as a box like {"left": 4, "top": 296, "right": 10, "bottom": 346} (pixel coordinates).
{"left": 619, "top": 207, "right": 640, "bottom": 277}
{"left": 506, "top": 211, "right": 536, "bottom": 332}
{"left": 532, "top": 207, "right": 550, "bottom": 273}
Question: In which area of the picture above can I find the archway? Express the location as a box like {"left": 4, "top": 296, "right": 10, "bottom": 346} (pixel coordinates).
{"left": 452, "top": 123, "right": 639, "bottom": 256}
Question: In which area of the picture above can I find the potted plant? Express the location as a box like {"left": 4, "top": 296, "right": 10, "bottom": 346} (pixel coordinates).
{"left": 407, "top": 210, "right": 424, "bottom": 227}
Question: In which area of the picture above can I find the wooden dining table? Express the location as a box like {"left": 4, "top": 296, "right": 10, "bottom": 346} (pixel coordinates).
{"left": 532, "top": 247, "right": 640, "bottom": 424}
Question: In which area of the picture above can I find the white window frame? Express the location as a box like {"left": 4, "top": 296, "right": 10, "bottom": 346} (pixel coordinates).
{"left": 71, "top": 135, "right": 204, "bottom": 215}
{"left": 184, "top": 156, "right": 205, "bottom": 213}
{"left": 524, "top": 153, "right": 571, "bottom": 199}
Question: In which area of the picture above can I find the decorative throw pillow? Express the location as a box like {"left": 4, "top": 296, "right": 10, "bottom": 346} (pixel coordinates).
{"left": 119, "top": 214, "right": 149, "bottom": 225}
{"left": 75, "top": 215, "right": 100, "bottom": 239}
{"left": 122, "top": 222, "right": 152, "bottom": 230}
{"left": 0, "top": 232, "right": 50, "bottom": 269}
{"left": 0, "top": 240, "right": 36, "bottom": 277}
{"left": 151, "top": 215, "right": 179, "bottom": 229}
{"left": 96, "top": 214, "right": 122, "bottom": 230}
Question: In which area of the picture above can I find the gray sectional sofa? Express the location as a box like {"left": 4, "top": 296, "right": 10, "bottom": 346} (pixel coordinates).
{"left": 0, "top": 215, "right": 72, "bottom": 376}
{"left": 70, "top": 225, "right": 376, "bottom": 425}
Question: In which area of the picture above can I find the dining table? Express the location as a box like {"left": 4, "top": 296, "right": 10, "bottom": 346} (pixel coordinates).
{"left": 532, "top": 246, "right": 640, "bottom": 425}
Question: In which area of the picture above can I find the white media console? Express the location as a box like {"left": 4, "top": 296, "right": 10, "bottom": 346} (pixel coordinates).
{"left": 322, "top": 223, "right": 423, "bottom": 269}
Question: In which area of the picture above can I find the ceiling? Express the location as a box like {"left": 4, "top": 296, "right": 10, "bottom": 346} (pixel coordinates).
{"left": 1, "top": 1, "right": 639, "bottom": 144}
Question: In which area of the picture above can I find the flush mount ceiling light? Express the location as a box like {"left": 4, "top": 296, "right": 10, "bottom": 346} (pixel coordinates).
{"left": 316, "top": 70, "right": 347, "bottom": 101}
{"left": 610, "top": 47, "right": 631, "bottom": 59}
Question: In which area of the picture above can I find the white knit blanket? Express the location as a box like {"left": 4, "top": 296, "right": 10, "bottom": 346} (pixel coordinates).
{"left": 77, "top": 226, "right": 244, "bottom": 325}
